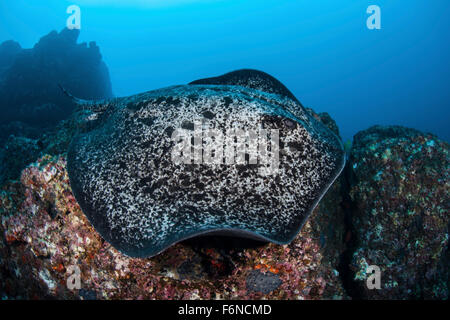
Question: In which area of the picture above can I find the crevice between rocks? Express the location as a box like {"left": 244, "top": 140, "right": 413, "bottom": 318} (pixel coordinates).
{"left": 336, "top": 160, "right": 364, "bottom": 299}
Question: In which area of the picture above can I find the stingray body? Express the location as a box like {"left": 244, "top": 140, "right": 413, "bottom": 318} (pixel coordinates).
{"left": 67, "top": 70, "right": 345, "bottom": 258}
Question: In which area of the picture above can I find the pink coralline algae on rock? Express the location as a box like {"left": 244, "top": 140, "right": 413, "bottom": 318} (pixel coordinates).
{"left": 0, "top": 144, "right": 347, "bottom": 299}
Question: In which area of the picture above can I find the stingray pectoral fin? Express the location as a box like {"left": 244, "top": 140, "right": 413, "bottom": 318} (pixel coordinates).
{"left": 189, "top": 69, "right": 303, "bottom": 106}
{"left": 67, "top": 82, "right": 346, "bottom": 258}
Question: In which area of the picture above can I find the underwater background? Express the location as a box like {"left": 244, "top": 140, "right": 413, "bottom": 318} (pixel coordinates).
{"left": 0, "top": 1, "right": 448, "bottom": 301}
{"left": 1, "top": 0, "right": 449, "bottom": 143}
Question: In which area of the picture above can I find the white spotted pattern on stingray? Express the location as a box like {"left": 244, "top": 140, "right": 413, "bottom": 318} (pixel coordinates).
{"left": 67, "top": 71, "right": 345, "bottom": 258}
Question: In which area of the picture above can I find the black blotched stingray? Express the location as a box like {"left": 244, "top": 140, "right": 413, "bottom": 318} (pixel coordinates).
{"left": 66, "top": 69, "right": 345, "bottom": 258}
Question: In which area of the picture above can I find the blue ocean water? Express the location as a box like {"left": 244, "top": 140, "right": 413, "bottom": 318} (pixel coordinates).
{"left": 0, "top": 0, "right": 449, "bottom": 142}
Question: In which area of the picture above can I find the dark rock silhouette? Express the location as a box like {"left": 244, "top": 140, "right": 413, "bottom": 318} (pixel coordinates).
{"left": 0, "top": 28, "right": 113, "bottom": 129}
{"left": 0, "top": 40, "right": 21, "bottom": 82}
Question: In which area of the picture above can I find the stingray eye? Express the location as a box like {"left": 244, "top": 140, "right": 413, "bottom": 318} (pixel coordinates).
{"left": 284, "top": 119, "right": 296, "bottom": 129}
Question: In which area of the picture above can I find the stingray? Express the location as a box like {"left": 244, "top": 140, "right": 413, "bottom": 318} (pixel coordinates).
{"left": 65, "top": 69, "right": 345, "bottom": 258}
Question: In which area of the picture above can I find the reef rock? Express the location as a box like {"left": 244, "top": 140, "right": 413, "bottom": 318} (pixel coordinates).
{"left": 348, "top": 125, "right": 449, "bottom": 299}
{"left": 0, "top": 107, "right": 348, "bottom": 300}
{"left": 0, "top": 121, "right": 41, "bottom": 148}
{"left": 0, "top": 136, "right": 42, "bottom": 185}
{"left": 67, "top": 70, "right": 345, "bottom": 258}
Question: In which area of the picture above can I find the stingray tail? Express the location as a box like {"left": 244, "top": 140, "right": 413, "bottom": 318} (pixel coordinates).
{"left": 58, "top": 83, "right": 102, "bottom": 109}
{"left": 58, "top": 83, "right": 116, "bottom": 116}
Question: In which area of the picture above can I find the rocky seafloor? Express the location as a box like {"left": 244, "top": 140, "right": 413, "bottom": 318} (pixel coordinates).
{"left": 0, "top": 108, "right": 448, "bottom": 300}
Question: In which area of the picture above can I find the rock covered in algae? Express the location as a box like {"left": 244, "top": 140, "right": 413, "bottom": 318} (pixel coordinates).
{"left": 0, "top": 135, "right": 42, "bottom": 185}
{"left": 67, "top": 70, "right": 345, "bottom": 258}
{"left": 348, "top": 125, "right": 449, "bottom": 299}
{"left": 0, "top": 109, "right": 348, "bottom": 300}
